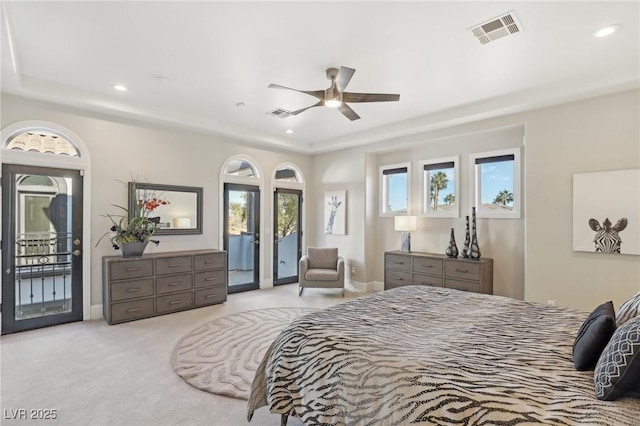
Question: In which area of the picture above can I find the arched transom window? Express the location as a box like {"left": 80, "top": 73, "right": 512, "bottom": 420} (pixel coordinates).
{"left": 5, "top": 131, "right": 79, "bottom": 157}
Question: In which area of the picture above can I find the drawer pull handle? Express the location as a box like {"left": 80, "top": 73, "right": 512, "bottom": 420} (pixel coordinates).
{"left": 126, "top": 308, "right": 141, "bottom": 313}
{"left": 169, "top": 300, "right": 182, "bottom": 305}
{"left": 205, "top": 277, "right": 217, "bottom": 282}
{"left": 168, "top": 264, "right": 182, "bottom": 268}
{"left": 455, "top": 269, "right": 469, "bottom": 273}
{"left": 168, "top": 282, "right": 182, "bottom": 286}
{"left": 126, "top": 288, "right": 140, "bottom": 293}
{"left": 126, "top": 268, "right": 140, "bottom": 272}
{"left": 204, "top": 260, "right": 216, "bottom": 264}
{"left": 205, "top": 294, "right": 217, "bottom": 299}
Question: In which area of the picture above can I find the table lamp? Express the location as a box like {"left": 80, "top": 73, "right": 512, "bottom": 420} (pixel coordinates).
{"left": 394, "top": 215, "right": 417, "bottom": 252}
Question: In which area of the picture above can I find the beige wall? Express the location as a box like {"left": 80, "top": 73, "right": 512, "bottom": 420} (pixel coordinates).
{"left": 312, "top": 89, "right": 640, "bottom": 311}
{"left": 1, "top": 94, "right": 313, "bottom": 307}
{"left": 523, "top": 90, "right": 640, "bottom": 310}
{"left": 2, "top": 89, "right": 638, "bottom": 313}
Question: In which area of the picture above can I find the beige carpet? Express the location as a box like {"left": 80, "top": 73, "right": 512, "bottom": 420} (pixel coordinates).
{"left": 171, "top": 307, "right": 317, "bottom": 400}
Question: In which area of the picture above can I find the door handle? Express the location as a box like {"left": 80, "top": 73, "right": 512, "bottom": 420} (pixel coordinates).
{"left": 73, "top": 239, "right": 81, "bottom": 246}
{"left": 72, "top": 250, "right": 82, "bottom": 256}
{"left": 253, "top": 240, "right": 260, "bottom": 245}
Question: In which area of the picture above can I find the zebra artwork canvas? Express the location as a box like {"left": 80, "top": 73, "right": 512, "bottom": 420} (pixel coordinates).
{"left": 573, "top": 169, "right": 640, "bottom": 256}
{"left": 589, "top": 217, "right": 628, "bottom": 253}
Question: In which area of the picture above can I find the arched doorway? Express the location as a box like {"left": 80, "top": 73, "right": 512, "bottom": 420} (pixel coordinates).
{"left": 220, "top": 156, "right": 263, "bottom": 293}
{"left": 1, "top": 122, "right": 91, "bottom": 334}
{"left": 272, "top": 163, "right": 305, "bottom": 285}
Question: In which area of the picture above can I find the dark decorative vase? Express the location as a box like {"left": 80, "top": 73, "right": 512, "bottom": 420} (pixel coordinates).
{"left": 466, "top": 207, "right": 481, "bottom": 260}
{"left": 462, "top": 215, "right": 471, "bottom": 258}
{"left": 445, "top": 228, "right": 459, "bottom": 258}
{"left": 120, "top": 241, "right": 148, "bottom": 258}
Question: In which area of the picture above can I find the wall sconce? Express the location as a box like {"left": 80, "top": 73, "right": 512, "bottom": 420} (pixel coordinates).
{"left": 394, "top": 215, "right": 417, "bottom": 252}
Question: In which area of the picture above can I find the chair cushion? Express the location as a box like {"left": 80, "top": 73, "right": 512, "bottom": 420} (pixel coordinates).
{"left": 305, "top": 269, "right": 339, "bottom": 281}
{"left": 307, "top": 248, "right": 338, "bottom": 270}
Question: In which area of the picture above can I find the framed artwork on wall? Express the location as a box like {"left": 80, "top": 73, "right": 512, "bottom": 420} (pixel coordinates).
{"left": 573, "top": 169, "right": 640, "bottom": 255}
{"left": 324, "top": 191, "right": 346, "bottom": 235}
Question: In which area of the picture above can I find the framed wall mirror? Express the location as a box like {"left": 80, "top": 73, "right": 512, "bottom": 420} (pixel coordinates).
{"left": 128, "top": 182, "right": 203, "bottom": 235}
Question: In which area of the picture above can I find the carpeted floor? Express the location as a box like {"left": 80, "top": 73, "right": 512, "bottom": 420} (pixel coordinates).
{"left": 1, "top": 283, "right": 372, "bottom": 425}
{"left": 172, "top": 307, "right": 318, "bottom": 399}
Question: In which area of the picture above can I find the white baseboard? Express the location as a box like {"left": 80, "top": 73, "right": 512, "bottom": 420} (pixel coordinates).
{"left": 89, "top": 304, "right": 103, "bottom": 320}
{"left": 347, "top": 280, "right": 383, "bottom": 293}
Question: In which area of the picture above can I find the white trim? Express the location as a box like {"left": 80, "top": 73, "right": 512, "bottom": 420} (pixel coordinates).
{"left": 420, "top": 156, "right": 460, "bottom": 218}
{"left": 90, "top": 304, "right": 103, "bottom": 320}
{"left": 469, "top": 147, "right": 521, "bottom": 219}
{"left": 1, "top": 120, "right": 93, "bottom": 325}
{"left": 379, "top": 162, "right": 411, "bottom": 217}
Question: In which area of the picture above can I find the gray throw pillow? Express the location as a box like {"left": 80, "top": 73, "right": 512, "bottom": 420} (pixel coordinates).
{"left": 572, "top": 301, "right": 616, "bottom": 371}
{"left": 594, "top": 316, "right": 640, "bottom": 401}
{"left": 616, "top": 290, "right": 640, "bottom": 327}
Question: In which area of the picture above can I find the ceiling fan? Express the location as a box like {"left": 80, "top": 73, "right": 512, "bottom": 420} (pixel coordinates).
{"left": 268, "top": 66, "right": 400, "bottom": 121}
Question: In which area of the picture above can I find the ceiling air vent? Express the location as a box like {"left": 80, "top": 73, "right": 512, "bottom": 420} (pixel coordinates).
{"left": 266, "top": 108, "right": 293, "bottom": 118}
{"left": 469, "top": 11, "right": 522, "bottom": 45}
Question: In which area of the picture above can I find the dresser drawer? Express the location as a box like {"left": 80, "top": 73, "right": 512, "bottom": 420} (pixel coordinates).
{"left": 413, "top": 257, "right": 443, "bottom": 275}
{"left": 111, "top": 279, "right": 154, "bottom": 302}
{"left": 385, "top": 254, "right": 411, "bottom": 271}
{"left": 110, "top": 259, "right": 153, "bottom": 281}
{"left": 156, "top": 256, "right": 192, "bottom": 276}
{"left": 157, "top": 291, "right": 194, "bottom": 314}
{"left": 445, "top": 278, "right": 481, "bottom": 293}
{"left": 111, "top": 298, "right": 154, "bottom": 323}
{"left": 195, "top": 270, "right": 226, "bottom": 288}
{"left": 412, "top": 273, "right": 443, "bottom": 287}
{"left": 195, "top": 286, "right": 227, "bottom": 307}
{"left": 445, "top": 261, "right": 481, "bottom": 281}
{"left": 194, "top": 253, "right": 226, "bottom": 271}
{"left": 385, "top": 269, "right": 412, "bottom": 287}
{"left": 156, "top": 273, "right": 193, "bottom": 294}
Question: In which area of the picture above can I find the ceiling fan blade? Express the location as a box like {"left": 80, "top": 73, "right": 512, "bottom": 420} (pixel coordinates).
{"left": 268, "top": 84, "right": 325, "bottom": 100}
{"left": 290, "top": 100, "right": 325, "bottom": 116}
{"left": 338, "top": 103, "right": 360, "bottom": 121}
{"left": 335, "top": 66, "right": 355, "bottom": 92}
{"left": 342, "top": 92, "right": 400, "bottom": 103}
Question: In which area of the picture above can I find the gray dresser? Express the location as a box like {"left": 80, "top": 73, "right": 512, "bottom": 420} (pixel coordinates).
{"left": 384, "top": 250, "right": 493, "bottom": 294}
{"left": 103, "top": 249, "right": 227, "bottom": 325}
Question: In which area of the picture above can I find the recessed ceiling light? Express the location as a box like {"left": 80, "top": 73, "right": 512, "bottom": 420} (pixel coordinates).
{"left": 113, "top": 84, "right": 128, "bottom": 92}
{"left": 285, "top": 129, "right": 293, "bottom": 134}
{"left": 236, "top": 102, "right": 245, "bottom": 108}
{"left": 594, "top": 25, "right": 621, "bottom": 38}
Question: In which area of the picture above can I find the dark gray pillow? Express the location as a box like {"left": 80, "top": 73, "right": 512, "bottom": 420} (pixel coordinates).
{"left": 594, "top": 316, "right": 640, "bottom": 401}
{"left": 572, "top": 301, "right": 616, "bottom": 371}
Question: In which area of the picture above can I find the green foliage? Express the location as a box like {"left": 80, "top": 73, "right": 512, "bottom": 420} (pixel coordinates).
{"left": 493, "top": 189, "right": 514, "bottom": 206}
{"left": 430, "top": 171, "right": 449, "bottom": 210}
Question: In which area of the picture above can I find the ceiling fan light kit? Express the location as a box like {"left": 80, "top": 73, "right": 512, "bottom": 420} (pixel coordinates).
{"left": 268, "top": 66, "right": 400, "bottom": 121}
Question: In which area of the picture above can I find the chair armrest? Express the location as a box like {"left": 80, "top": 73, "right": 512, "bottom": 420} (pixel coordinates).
{"left": 299, "top": 256, "right": 309, "bottom": 275}
{"left": 337, "top": 257, "right": 345, "bottom": 282}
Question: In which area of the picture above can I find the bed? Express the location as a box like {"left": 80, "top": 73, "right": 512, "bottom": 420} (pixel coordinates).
{"left": 247, "top": 286, "right": 640, "bottom": 425}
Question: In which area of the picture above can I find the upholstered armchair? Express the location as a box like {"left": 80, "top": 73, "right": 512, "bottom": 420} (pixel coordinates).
{"left": 298, "top": 247, "right": 345, "bottom": 297}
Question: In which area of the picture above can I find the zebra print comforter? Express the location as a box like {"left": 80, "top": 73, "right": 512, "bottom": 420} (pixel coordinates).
{"left": 247, "top": 286, "right": 640, "bottom": 425}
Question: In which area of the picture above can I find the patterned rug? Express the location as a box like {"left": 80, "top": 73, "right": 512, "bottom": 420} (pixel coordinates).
{"left": 171, "top": 307, "right": 317, "bottom": 400}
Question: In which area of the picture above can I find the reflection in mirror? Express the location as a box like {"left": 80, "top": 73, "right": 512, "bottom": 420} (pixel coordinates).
{"left": 128, "top": 183, "right": 203, "bottom": 235}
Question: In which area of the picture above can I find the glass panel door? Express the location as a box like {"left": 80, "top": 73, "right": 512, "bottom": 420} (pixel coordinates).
{"left": 273, "top": 188, "right": 302, "bottom": 285}
{"left": 223, "top": 183, "right": 260, "bottom": 293}
{"left": 2, "top": 164, "right": 83, "bottom": 334}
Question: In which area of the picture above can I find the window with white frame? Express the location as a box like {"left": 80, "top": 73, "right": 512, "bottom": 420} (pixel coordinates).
{"left": 470, "top": 148, "right": 521, "bottom": 218}
{"left": 421, "top": 156, "right": 459, "bottom": 218}
{"left": 380, "top": 163, "right": 410, "bottom": 215}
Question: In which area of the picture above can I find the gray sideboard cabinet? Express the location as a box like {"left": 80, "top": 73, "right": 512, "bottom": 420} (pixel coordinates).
{"left": 384, "top": 250, "right": 493, "bottom": 294}
{"left": 103, "top": 249, "right": 227, "bottom": 325}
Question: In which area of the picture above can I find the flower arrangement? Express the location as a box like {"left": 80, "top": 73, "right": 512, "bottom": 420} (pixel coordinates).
{"left": 97, "top": 182, "right": 170, "bottom": 250}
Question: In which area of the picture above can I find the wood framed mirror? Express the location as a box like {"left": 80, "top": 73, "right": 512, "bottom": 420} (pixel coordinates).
{"left": 128, "top": 182, "right": 203, "bottom": 235}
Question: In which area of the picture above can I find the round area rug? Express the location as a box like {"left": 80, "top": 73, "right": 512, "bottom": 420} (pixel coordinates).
{"left": 171, "top": 307, "right": 317, "bottom": 400}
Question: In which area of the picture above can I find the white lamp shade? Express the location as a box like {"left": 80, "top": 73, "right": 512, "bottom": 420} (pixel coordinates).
{"left": 394, "top": 215, "right": 417, "bottom": 231}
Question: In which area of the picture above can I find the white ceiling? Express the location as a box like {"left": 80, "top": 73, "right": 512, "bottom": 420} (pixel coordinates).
{"left": 2, "top": 1, "right": 638, "bottom": 154}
